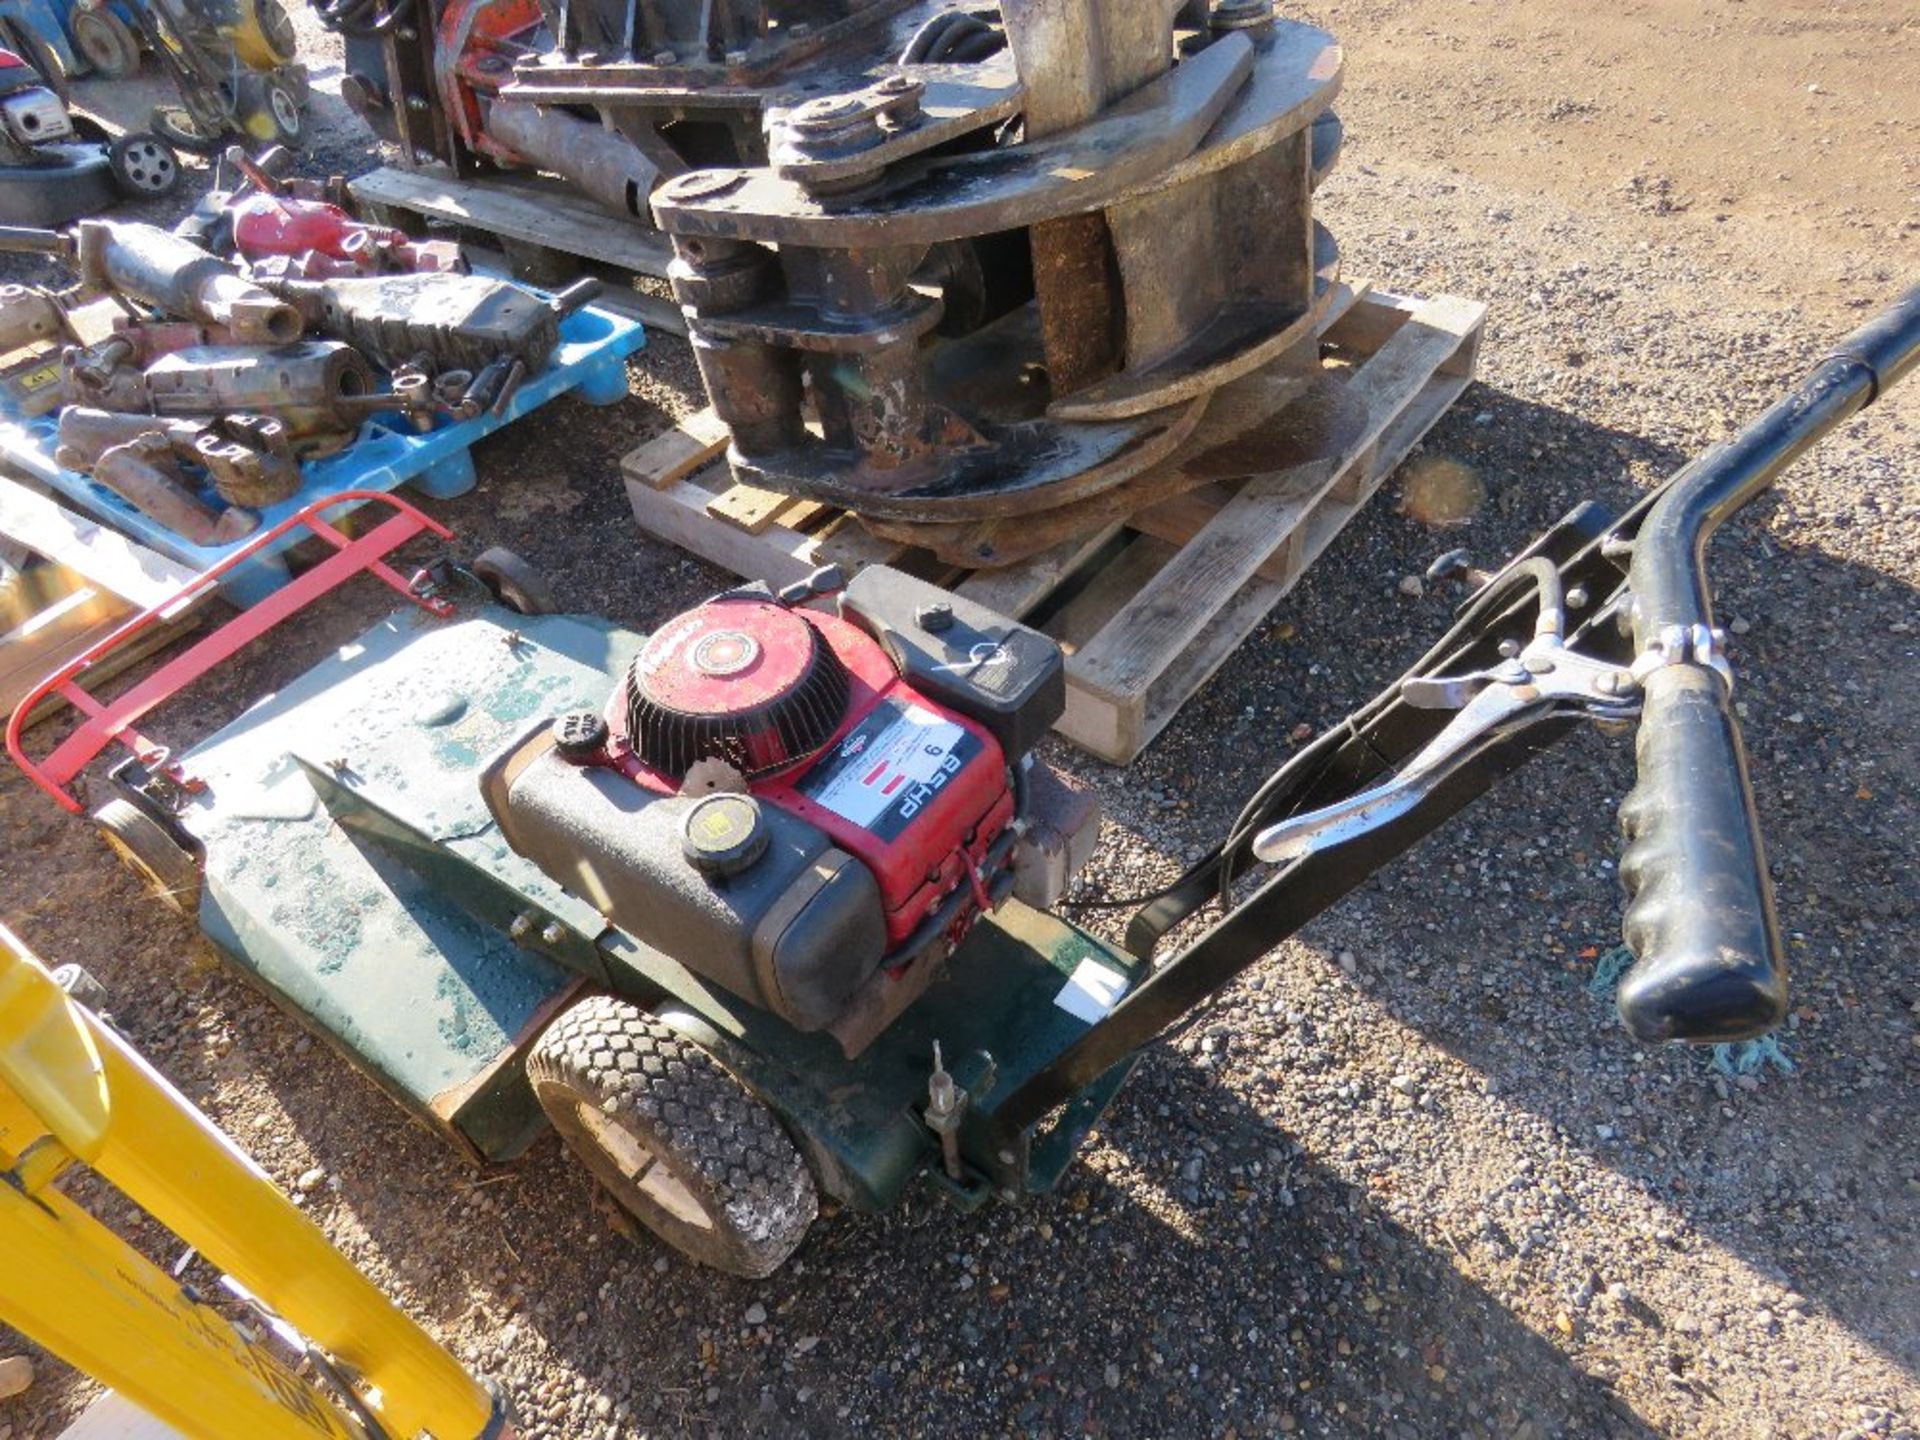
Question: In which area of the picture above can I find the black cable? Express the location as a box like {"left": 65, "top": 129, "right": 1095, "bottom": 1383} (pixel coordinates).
{"left": 1066, "top": 560, "right": 1567, "bottom": 933}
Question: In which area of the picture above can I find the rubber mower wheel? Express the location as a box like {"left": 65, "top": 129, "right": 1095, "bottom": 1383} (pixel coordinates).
{"left": 93, "top": 798, "right": 200, "bottom": 916}
{"left": 109, "top": 132, "right": 181, "bottom": 198}
{"left": 150, "top": 101, "right": 227, "bottom": 156}
{"left": 472, "top": 547, "right": 557, "bottom": 615}
{"left": 527, "top": 997, "right": 818, "bottom": 1278}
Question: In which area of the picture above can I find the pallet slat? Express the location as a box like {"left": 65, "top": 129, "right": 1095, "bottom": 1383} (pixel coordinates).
{"left": 1066, "top": 294, "right": 1484, "bottom": 725}
{"left": 0, "top": 480, "right": 206, "bottom": 722}
{"left": 623, "top": 289, "right": 1486, "bottom": 763}
{"left": 348, "top": 165, "right": 675, "bottom": 278}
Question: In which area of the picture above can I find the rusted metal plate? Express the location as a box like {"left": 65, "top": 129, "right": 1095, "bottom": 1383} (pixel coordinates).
{"left": 1030, "top": 211, "right": 1126, "bottom": 398}
{"left": 864, "top": 359, "right": 1368, "bottom": 567}
{"left": 650, "top": 33, "right": 1255, "bottom": 246}
{"left": 1049, "top": 221, "right": 1339, "bottom": 421}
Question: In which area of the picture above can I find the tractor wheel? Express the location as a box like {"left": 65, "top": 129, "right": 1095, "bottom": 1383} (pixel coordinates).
{"left": 472, "top": 547, "right": 557, "bottom": 615}
{"left": 527, "top": 997, "right": 817, "bottom": 1278}
{"left": 73, "top": 8, "right": 142, "bottom": 80}
{"left": 93, "top": 799, "right": 200, "bottom": 916}
{"left": 109, "top": 133, "right": 181, "bottom": 198}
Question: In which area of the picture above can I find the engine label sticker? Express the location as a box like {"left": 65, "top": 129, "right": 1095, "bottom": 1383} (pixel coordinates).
{"left": 1054, "top": 959, "right": 1129, "bottom": 1025}
{"left": 798, "top": 698, "right": 980, "bottom": 840}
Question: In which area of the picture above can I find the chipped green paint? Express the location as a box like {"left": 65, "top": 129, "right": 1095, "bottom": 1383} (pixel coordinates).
{"left": 177, "top": 605, "right": 639, "bottom": 1161}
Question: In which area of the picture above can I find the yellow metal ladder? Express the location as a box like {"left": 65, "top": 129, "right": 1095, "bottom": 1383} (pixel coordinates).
{"left": 0, "top": 923, "right": 509, "bottom": 1440}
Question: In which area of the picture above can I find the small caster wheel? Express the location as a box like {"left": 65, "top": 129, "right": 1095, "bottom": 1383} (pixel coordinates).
{"left": 93, "top": 798, "right": 200, "bottom": 916}
{"left": 109, "top": 132, "right": 182, "bottom": 198}
{"left": 472, "top": 547, "right": 557, "bottom": 616}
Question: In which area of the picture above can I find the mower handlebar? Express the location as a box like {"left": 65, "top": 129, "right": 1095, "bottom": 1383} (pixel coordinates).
{"left": 1610, "top": 284, "right": 1920, "bottom": 1043}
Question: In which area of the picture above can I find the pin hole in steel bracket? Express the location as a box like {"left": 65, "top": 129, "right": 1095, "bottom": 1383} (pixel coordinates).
{"left": 7, "top": 491, "right": 458, "bottom": 815}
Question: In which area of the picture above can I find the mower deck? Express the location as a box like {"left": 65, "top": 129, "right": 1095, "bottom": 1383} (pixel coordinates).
{"left": 166, "top": 604, "right": 624, "bottom": 1161}
{"left": 157, "top": 599, "right": 1148, "bottom": 1205}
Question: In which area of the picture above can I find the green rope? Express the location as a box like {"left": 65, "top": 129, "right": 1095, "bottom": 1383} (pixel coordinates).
{"left": 1586, "top": 945, "right": 1634, "bottom": 998}
{"left": 1711, "top": 1035, "right": 1795, "bottom": 1077}
{"left": 1587, "top": 946, "right": 1798, "bottom": 1078}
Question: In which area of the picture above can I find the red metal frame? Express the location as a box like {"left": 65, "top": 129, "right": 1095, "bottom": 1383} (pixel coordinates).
{"left": 8, "top": 492, "right": 457, "bottom": 815}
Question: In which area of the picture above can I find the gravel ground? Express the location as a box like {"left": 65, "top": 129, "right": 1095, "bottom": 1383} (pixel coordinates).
{"left": 3, "top": 4, "right": 1916, "bottom": 1438}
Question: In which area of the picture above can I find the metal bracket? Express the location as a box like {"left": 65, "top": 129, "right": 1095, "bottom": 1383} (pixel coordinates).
{"left": 1252, "top": 575, "right": 1641, "bottom": 865}
{"left": 1630, "top": 621, "right": 1734, "bottom": 694}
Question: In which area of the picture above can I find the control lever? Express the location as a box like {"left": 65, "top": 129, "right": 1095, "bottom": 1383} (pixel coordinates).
{"left": 776, "top": 565, "right": 846, "bottom": 607}
{"left": 1252, "top": 559, "right": 1639, "bottom": 864}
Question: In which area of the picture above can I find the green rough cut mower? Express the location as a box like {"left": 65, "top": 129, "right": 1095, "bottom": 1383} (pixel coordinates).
{"left": 11, "top": 288, "right": 1916, "bottom": 1276}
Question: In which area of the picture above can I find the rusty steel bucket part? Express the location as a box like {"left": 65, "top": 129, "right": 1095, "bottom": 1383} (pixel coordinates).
{"left": 61, "top": 341, "right": 377, "bottom": 443}
{"left": 485, "top": 99, "right": 661, "bottom": 218}
{"left": 643, "top": 0, "right": 1346, "bottom": 555}
{"left": 90, "top": 435, "right": 258, "bottom": 547}
{"left": 263, "top": 272, "right": 575, "bottom": 373}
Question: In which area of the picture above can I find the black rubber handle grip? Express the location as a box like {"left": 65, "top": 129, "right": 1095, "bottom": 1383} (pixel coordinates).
{"left": 1615, "top": 663, "right": 1788, "bottom": 1043}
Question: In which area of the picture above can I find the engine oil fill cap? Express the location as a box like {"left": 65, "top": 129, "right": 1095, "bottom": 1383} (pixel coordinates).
{"left": 682, "top": 792, "right": 769, "bottom": 878}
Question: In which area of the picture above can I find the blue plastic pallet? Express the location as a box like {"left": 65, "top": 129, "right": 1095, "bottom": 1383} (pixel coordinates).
{"left": 0, "top": 303, "right": 644, "bottom": 605}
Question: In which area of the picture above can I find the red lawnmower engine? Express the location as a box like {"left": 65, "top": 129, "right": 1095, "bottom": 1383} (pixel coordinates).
{"left": 483, "top": 567, "right": 1093, "bottom": 1054}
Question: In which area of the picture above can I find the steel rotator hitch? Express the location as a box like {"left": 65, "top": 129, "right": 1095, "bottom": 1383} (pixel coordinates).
{"left": 1080, "top": 285, "right": 1920, "bottom": 1080}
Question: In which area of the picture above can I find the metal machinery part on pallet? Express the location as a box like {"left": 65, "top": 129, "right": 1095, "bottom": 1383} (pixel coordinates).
{"left": 652, "top": 0, "right": 1345, "bottom": 554}
{"left": 323, "top": 1, "right": 1343, "bottom": 556}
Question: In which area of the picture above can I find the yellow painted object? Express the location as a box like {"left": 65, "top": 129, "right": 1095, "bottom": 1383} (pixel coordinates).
{"left": 0, "top": 925, "right": 507, "bottom": 1440}
{"left": 224, "top": 0, "right": 298, "bottom": 71}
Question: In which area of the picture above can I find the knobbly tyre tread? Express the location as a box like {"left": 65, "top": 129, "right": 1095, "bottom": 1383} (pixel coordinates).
{"left": 528, "top": 996, "right": 817, "bottom": 1278}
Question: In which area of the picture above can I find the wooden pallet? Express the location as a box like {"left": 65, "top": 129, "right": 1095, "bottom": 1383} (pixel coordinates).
{"left": 623, "top": 286, "right": 1486, "bottom": 764}
{"left": 350, "top": 163, "right": 675, "bottom": 277}
{"left": 0, "top": 477, "right": 202, "bottom": 721}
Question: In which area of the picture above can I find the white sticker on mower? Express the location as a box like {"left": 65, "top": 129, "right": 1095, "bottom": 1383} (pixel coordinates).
{"left": 1054, "top": 959, "right": 1128, "bottom": 1025}
{"left": 807, "top": 702, "right": 967, "bottom": 829}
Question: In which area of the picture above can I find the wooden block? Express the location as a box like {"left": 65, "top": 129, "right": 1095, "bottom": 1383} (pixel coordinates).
{"left": 1136, "top": 567, "right": 1296, "bottom": 750}
{"left": 1066, "top": 455, "right": 1336, "bottom": 704}
{"left": 1047, "top": 535, "right": 1176, "bottom": 653}
{"left": 706, "top": 482, "right": 797, "bottom": 535}
{"left": 0, "top": 565, "right": 198, "bottom": 726}
{"left": 618, "top": 411, "right": 731, "bottom": 490}
{"left": 1131, "top": 482, "right": 1303, "bottom": 585}
{"left": 955, "top": 522, "right": 1125, "bottom": 621}
{"left": 1326, "top": 438, "right": 1379, "bottom": 506}
{"left": 0, "top": 585, "right": 130, "bottom": 716}
{"left": 809, "top": 515, "right": 910, "bottom": 575}
{"left": 624, "top": 471, "right": 823, "bottom": 590}
{"left": 1061, "top": 291, "right": 1485, "bottom": 757}
{"left": 1321, "top": 290, "right": 1422, "bottom": 358}
{"left": 772, "top": 498, "right": 828, "bottom": 530}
